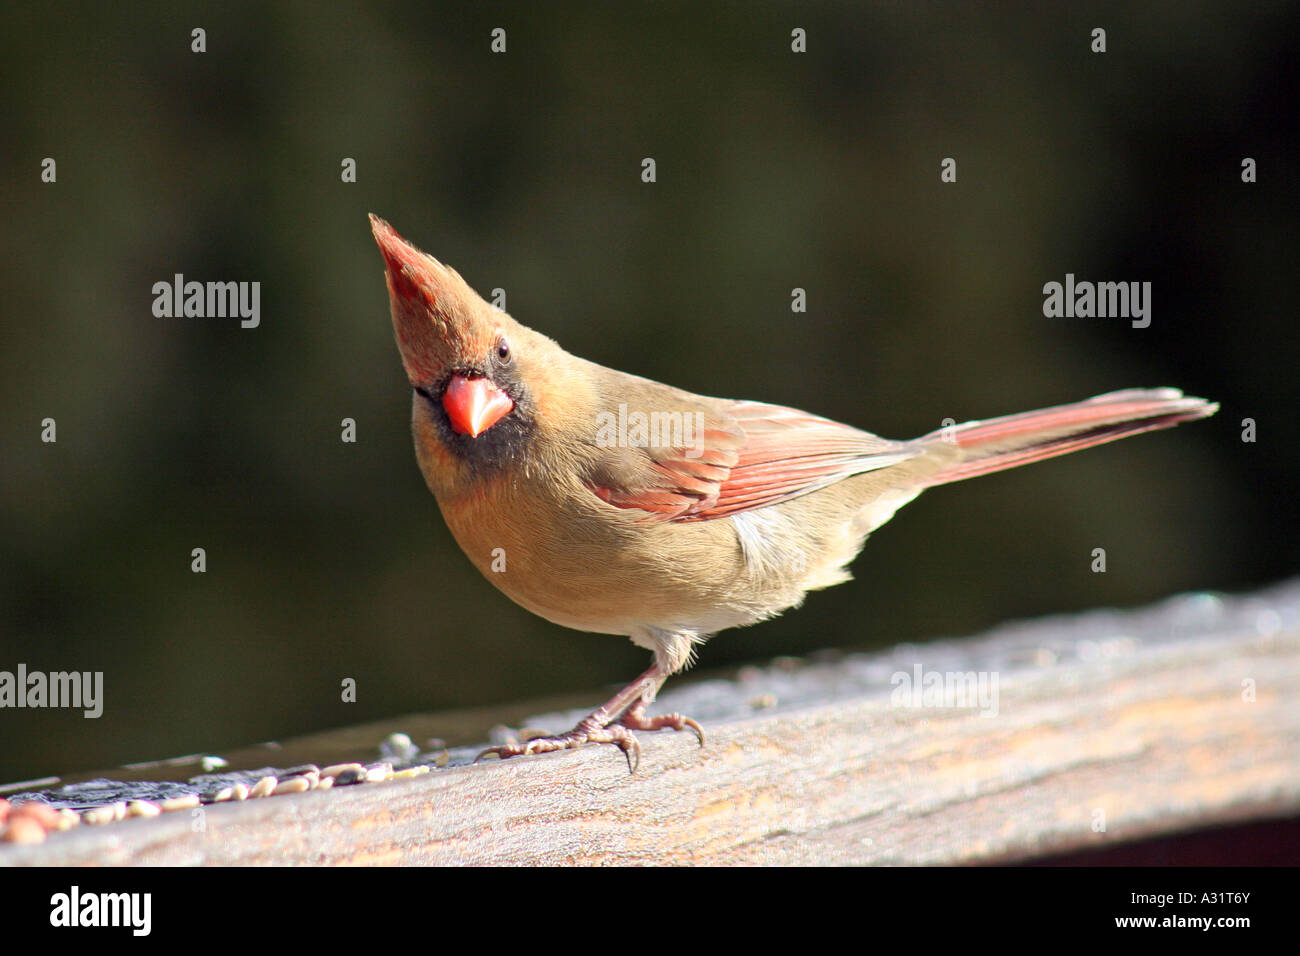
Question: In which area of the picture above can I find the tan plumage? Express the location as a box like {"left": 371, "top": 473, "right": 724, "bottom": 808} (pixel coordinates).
{"left": 371, "top": 214, "right": 1218, "bottom": 768}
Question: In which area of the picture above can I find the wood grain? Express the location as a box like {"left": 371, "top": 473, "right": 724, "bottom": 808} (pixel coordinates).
{"left": 3, "top": 581, "right": 1298, "bottom": 865}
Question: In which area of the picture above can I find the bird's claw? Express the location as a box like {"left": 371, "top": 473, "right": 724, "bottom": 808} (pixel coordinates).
{"left": 475, "top": 708, "right": 705, "bottom": 773}
{"left": 477, "top": 722, "right": 642, "bottom": 771}
{"left": 619, "top": 708, "right": 706, "bottom": 747}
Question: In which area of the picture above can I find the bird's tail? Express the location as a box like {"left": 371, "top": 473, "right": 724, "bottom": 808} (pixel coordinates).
{"left": 917, "top": 388, "right": 1217, "bottom": 487}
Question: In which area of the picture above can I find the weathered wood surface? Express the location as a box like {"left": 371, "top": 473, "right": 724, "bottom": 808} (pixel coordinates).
{"left": 3, "top": 581, "right": 1298, "bottom": 865}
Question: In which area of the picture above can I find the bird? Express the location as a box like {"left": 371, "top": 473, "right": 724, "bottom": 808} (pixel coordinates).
{"left": 369, "top": 214, "right": 1218, "bottom": 770}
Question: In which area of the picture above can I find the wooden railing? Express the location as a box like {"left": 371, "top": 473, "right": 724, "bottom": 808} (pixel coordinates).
{"left": 3, "top": 580, "right": 1298, "bottom": 865}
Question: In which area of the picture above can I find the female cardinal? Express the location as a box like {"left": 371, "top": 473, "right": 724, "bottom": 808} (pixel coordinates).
{"left": 370, "top": 214, "right": 1217, "bottom": 770}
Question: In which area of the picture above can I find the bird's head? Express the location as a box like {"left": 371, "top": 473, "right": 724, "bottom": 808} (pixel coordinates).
{"left": 370, "top": 214, "right": 533, "bottom": 444}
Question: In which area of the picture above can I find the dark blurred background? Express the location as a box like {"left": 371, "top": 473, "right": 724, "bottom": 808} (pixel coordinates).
{"left": 1, "top": 1, "right": 1296, "bottom": 783}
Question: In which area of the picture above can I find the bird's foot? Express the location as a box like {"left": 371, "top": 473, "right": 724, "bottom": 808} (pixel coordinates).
{"left": 477, "top": 715, "right": 642, "bottom": 769}
{"left": 477, "top": 703, "right": 704, "bottom": 773}
{"left": 617, "top": 701, "right": 705, "bottom": 747}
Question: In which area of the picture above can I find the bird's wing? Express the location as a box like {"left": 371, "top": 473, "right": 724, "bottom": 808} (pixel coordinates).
{"left": 587, "top": 399, "right": 917, "bottom": 522}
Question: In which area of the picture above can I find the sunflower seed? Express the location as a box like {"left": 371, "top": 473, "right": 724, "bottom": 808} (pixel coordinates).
{"left": 160, "top": 794, "right": 201, "bottom": 812}
{"left": 11, "top": 802, "right": 60, "bottom": 827}
{"left": 390, "top": 767, "right": 429, "bottom": 780}
{"left": 82, "top": 806, "right": 117, "bottom": 826}
{"left": 2, "top": 817, "right": 46, "bottom": 844}
{"left": 273, "top": 777, "right": 310, "bottom": 795}
{"left": 321, "top": 762, "right": 365, "bottom": 779}
{"left": 55, "top": 809, "right": 81, "bottom": 830}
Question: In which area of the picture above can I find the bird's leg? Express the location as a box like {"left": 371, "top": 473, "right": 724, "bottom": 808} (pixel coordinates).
{"left": 477, "top": 662, "right": 704, "bottom": 771}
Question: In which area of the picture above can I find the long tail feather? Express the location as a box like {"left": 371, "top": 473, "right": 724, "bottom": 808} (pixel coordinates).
{"left": 919, "top": 388, "right": 1218, "bottom": 487}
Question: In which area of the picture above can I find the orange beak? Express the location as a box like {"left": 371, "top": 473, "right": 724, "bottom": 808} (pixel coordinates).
{"left": 442, "top": 374, "right": 514, "bottom": 437}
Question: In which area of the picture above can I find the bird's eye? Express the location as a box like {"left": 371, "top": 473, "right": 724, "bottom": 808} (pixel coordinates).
{"left": 495, "top": 334, "right": 512, "bottom": 365}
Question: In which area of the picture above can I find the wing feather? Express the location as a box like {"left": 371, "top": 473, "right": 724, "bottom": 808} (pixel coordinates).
{"left": 588, "top": 400, "right": 915, "bottom": 522}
